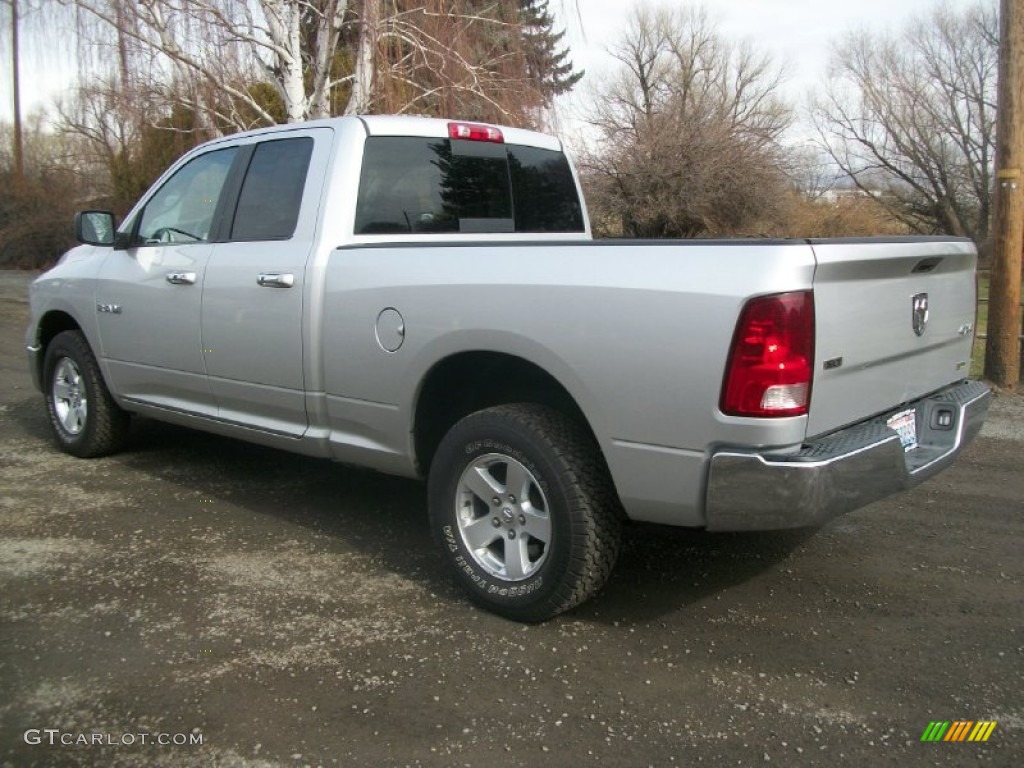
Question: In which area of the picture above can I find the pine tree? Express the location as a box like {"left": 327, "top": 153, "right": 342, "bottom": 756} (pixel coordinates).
{"left": 518, "top": 0, "right": 583, "bottom": 104}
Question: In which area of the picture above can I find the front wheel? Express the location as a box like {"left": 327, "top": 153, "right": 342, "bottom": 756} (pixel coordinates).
{"left": 42, "top": 330, "right": 130, "bottom": 458}
{"left": 428, "top": 404, "right": 621, "bottom": 622}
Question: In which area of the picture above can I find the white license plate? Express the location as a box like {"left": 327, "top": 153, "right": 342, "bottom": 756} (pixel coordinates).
{"left": 887, "top": 408, "right": 918, "bottom": 452}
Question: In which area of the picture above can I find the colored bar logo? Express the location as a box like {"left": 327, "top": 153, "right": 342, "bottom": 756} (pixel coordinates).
{"left": 920, "top": 721, "right": 997, "bottom": 742}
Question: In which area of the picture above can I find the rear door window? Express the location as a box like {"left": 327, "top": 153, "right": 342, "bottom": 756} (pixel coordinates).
{"left": 355, "top": 136, "right": 584, "bottom": 235}
{"left": 230, "top": 137, "right": 314, "bottom": 241}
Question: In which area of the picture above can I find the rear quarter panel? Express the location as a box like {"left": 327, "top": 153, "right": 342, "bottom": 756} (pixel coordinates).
{"left": 319, "top": 240, "right": 816, "bottom": 525}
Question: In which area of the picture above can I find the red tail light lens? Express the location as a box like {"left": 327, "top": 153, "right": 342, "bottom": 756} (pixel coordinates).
{"left": 720, "top": 291, "right": 815, "bottom": 417}
{"left": 448, "top": 122, "right": 504, "bottom": 143}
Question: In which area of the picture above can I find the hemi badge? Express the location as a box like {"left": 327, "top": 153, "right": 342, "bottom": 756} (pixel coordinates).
{"left": 823, "top": 356, "right": 843, "bottom": 371}
{"left": 96, "top": 303, "right": 122, "bottom": 314}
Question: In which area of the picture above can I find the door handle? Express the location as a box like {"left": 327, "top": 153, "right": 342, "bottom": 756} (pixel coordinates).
{"left": 166, "top": 271, "right": 197, "bottom": 285}
{"left": 257, "top": 272, "right": 295, "bottom": 288}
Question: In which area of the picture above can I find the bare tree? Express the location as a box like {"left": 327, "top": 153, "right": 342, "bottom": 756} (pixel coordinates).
{"left": 57, "top": 78, "right": 211, "bottom": 213}
{"left": 61, "top": 0, "right": 569, "bottom": 131}
{"left": 784, "top": 143, "right": 843, "bottom": 201}
{"left": 46, "top": 0, "right": 582, "bottom": 230}
{"left": 0, "top": 113, "right": 90, "bottom": 268}
{"left": 812, "top": 1, "right": 998, "bottom": 246}
{"left": 62, "top": 0, "right": 345, "bottom": 129}
{"left": 363, "top": 1, "right": 543, "bottom": 123}
{"left": 577, "top": 4, "right": 791, "bottom": 238}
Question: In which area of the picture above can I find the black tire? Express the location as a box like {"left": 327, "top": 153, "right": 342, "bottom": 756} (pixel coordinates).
{"left": 42, "top": 330, "right": 130, "bottom": 458}
{"left": 428, "top": 404, "right": 621, "bottom": 622}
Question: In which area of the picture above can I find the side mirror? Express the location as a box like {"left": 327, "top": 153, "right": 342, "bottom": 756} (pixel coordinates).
{"left": 75, "top": 210, "right": 116, "bottom": 246}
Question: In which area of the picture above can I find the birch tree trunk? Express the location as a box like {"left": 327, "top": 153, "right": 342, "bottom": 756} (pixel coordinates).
{"left": 262, "top": 0, "right": 307, "bottom": 122}
{"left": 348, "top": 0, "right": 377, "bottom": 115}
{"left": 309, "top": 0, "right": 349, "bottom": 119}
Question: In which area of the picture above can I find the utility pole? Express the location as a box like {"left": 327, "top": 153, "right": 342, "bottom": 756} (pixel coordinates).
{"left": 11, "top": 0, "right": 25, "bottom": 187}
{"left": 985, "top": 0, "right": 1024, "bottom": 389}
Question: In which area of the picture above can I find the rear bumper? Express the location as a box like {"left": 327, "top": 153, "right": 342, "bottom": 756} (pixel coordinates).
{"left": 704, "top": 380, "right": 991, "bottom": 531}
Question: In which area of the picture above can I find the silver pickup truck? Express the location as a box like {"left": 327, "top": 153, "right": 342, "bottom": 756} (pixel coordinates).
{"left": 25, "top": 115, "right": 991, "bottom": 621}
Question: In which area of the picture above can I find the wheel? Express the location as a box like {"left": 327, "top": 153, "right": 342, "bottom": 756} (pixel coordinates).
{"left": 43, "top": 330, "right": 130, "bottom": 458}
{"left": 428, "top": 404, "right": 622, "bottom": 622}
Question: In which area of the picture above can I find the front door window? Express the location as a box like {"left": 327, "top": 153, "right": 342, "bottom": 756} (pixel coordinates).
{"left": 137, "top": 147, "right": 238, "bottom": 244}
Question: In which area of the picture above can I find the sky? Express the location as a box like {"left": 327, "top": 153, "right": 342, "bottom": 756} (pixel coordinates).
{"left": 1, "top": 0, "right": 985, "bottom": 132}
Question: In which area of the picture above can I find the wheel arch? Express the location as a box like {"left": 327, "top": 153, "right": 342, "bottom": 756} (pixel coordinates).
{"left": 33, "top": 310, "right": 84, "bottom": 385}
{"left": 412, "top": 350, "right": 606, "bottom": 478}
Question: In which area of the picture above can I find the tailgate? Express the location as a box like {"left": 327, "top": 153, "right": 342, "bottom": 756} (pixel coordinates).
{"left": 807, "top": 238, "right": 977, "bottom": 438}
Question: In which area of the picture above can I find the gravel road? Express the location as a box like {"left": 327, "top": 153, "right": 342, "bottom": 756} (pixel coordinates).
{"left": 0, "top": 270, "right": 1021, "bottom": 767}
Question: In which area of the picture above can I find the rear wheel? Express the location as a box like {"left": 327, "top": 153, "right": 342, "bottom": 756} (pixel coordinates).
{"left": 43, "top": 330, "right": 129, "bottom": 457}
{"left": 428, "top": 404, "right": 621, "bottom": 622}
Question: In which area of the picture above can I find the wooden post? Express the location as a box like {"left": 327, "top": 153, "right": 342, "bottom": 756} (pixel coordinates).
{"left": 985, "top": 0, "right": 1024, "bottom": 388}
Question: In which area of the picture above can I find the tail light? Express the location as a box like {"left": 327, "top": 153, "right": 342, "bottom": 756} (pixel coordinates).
{"left": 448, "top": 122, "right": 504, "bottom": 143}
{"left": 720, "top": 291, "right": 815, "bottom": 417}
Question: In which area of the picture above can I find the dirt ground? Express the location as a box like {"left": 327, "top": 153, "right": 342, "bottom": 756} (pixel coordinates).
{"left": 0, "top": 269, "right": 1021, "bottom": 767}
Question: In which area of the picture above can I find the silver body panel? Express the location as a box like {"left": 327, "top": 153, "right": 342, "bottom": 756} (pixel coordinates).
{"left": 97, "top": 243, "right": 216, "bottom": 417}
{"left": 25, "top": 116, "right": 989, "bottom": 531}
{"left": 199, "top": 127, "right": 334, "bottom": 437}
{"left": 320, "top": 241, "right": 815, "bottom": 526}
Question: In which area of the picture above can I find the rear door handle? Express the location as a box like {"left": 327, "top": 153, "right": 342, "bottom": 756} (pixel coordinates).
{"left": 166, "top": 271, "right": 196, "bottom": 285}
{"left": 257, "top": 272, "right": 295, "bottom": 288}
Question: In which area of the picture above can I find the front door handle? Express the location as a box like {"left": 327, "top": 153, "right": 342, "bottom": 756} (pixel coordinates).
{"left": 257, "top": 272, "right": 295, "bottom": 288}
{"left": 166, "top": 271, "right": 197, "bottom": 285}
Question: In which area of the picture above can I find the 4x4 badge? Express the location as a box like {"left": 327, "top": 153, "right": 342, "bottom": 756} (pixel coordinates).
{"left": 912, "top": 293, "right": 929, "bottom": 336}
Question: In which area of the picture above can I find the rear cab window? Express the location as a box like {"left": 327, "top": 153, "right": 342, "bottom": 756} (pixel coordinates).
{"left": 354, "top": 136, "right": 585, "bottom": 235}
